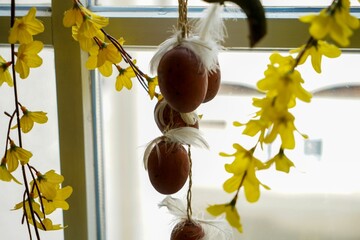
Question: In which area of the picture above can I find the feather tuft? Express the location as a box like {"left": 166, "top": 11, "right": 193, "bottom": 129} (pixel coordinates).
{"left": 164, "top": 127, "right": 209, "bottom": 149}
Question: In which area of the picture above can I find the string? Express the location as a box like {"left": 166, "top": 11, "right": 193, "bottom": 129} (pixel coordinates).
{"left": 186, "top": 144, "right": 193, "bottom": 221}
{"left": 178, "top": 0, "right": 189, "bottom": 38}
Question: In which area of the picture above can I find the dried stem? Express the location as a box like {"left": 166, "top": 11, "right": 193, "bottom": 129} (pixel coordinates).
{"left": 10, "top": 0, "right": 41, "bottom": 238}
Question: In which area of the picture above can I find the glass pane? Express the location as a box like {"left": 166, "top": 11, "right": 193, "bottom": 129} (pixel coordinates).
{"left": 99, "top": 48, "right": 360, "bottom": 239}
{"left": 94, "top": 0, "right": 360, "bottom": 7}
{"left": 0, "top": 47, "right": 63, "bottom": 239}
{"left": 0, "top": 0, "right": 50, "bottom": 5}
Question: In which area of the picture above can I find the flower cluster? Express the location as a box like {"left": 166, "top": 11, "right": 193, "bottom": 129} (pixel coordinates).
{"left": 1, "top": 7, "right": 44, "bottom": 85}
{"left": 13, "top": 170, "right": 72, "bottom": 230}
{"left": 63, "top": 0, "right": 159, "bottom": 99}
{"left": 208, "top": 0, "right": 359, "bottom": 232}
{"left": 1, "top": 6, "right": 73, "bottom": 238}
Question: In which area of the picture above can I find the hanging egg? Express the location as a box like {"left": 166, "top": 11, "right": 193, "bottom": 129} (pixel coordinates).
{"left": 203, "top": 65, "right": 221, "bottom": 103}
{"left": 154, "top": 99, "right": 199, "bottom": 133}
{"left": 157, "top": 46, "right": 208, "bottom": 113}
{"left": 147, "top": 141, "right": 189, "bottom": 195}
{"left": 171, "top": 220, "right": 205, "bottom": 240}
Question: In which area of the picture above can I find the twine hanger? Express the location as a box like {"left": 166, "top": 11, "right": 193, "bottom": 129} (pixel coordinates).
{"left": 178, "top": 0, "right": 189, "bottom": 38}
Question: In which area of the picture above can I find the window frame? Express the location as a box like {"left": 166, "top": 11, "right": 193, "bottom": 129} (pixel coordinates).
{"left": 0, "top": 1, "right": 359, "bottom": 240}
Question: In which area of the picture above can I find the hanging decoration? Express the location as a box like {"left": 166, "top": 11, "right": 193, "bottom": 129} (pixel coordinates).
{"left": 60, "top": 0, "right": 359, "bottom": 238}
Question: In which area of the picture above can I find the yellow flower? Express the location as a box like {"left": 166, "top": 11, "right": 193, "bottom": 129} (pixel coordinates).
{"left": 264, "top": 109, "right": 297, "bottom": 149}
{"left": 63, "top": 2, "right": 84, "bottom": 27}
{"left": 290, "top": 40, "right": 341, "bottom": 73}
{"left": 146, "top": 75, "right": 158, "bottom": 99}
{"left": 265, "top": 149, "right": 295, "bottom": 173}
{"left": 8, "top": 7, "right": 44, "bottom": 44}
{"left": 15, "top": 41, "right": 43, "bottom": 79}
{"left": 0, "top": 56, "right": 13, "bottom": 87}
{"left": 36, "top": 218, "right": 64, "bottom": 231}
{"left": 258, "top": 53, "right": 312, "bottom": 107}
{"left": 77, "top": 6, "right": 109, "bottom": 38}
{"left": 207, "top": 202, "right": 243, "bottom": 233}
{"left": 14, "top": 106, "right": 48, "bottom": 133}
{"left": 13, "top": 197, "right": 44, "bottom": 222}
{"left": 115, "top": 63, "right": 136, "bottom": 91}
{"left": 72, "top": 25, "right": 104, "bottom": 52}
{"left": 6, "top": 140, "right": 33, "bottom": 172}
{"left": 0, "top": 159, "right": 21, "bottom": 184}
{"left": 221, "top": 144, "right": 268, "bottom": 203}
{"left": 43, "top": 186, "right": 73, "bottom": 214}
{"left": 31, "top": 170, "right": 64, "bottom": 200}
{"left": 300, "top": 0, "right": 360, "bottom": 46}
{"left": 86, "top": 39, "right": 123, "bottom": 77}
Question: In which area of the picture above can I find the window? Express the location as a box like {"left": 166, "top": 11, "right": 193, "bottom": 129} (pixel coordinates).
{"left": 0, "top": 0, "right": 50, "bottom": 5}
{"left": 98, "top": 48, "right": 360, "bottom": 239}
{"left": 0, "top": 2, "right": 359, "bottom": 240}
{"left": 93, "top": 0, "right": 360, "bottom": 7}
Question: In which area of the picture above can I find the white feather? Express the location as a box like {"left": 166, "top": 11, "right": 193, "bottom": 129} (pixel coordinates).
{"left": 181, "top": 37, "right": 220, "bottom": 73}
{"left": 150, "top": 5, "right": 226, "bottom": 75}
{"left": 154, "top": 99, "right": 168, "bottom": 128}
{"left": 149, "top": 30, "right": 182, "bottom": 74}
{"left": 164, "top": 127, "right": 209, "bottom": 149}
{"left": 143, "top": 136, "right": 163, "bottom": 170}
{"left": 159, "top": 196, "right": 234, "bottom": 240}
{"left": 195, "top": 4, "right": 227, "bottom": 43}
{"left": 180, "top": 111, "right": 199, "bottom": 125}
{"left": 158, "top": 196, "right": 187, "bottom": 217}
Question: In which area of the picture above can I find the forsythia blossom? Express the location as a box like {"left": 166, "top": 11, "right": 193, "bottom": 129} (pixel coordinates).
{"left": 15, "top": 41, "right": 43, "bottom": 79}
{"left": 0, "top": 159, "right": 21, "bottom": 183}
{"left": 300, "top": 0, "right": 359, "bottom": 46}
{"left": 115, "top": 63, "right": 136, "bottom": 91}
{"left": 15, "top": 106, "right": 48, "bottom": 133}
{"left": 32, "top": 170, "right": 64, "bottom": 200}
{"left": 6, "top": 140, "right": 33, "bottom": 172}
{"left": 290, "top": 40, "right": 341, "bottom": 73}
{"left": 0, "top": 56, "right": 13, "bottom": 87}
{"left": 86, "top": 39, "right": 123, "bottom": 77}
{"left": 207, "top": 202, "right": 243, "bottom": 233}
{"left": 264, "top": 149, "right": 295, "bottom": 173}
{"left": 43, "top": 186, "right": 73, "bottom": 215}
{"left": 8, "top": 7, "right": 44, "bottom": 44}
{"left": 63, "top": 1, "right": 109, "bottom": 38}
{"left": 220, "top": 144, "right": 269, "bottom": 202}
{"left": 146, "top": 75, "right": 159, "bottom": 99}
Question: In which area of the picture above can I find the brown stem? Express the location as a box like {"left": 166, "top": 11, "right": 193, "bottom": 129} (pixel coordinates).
{"left": 100, "top": 29, "right": 150, "bottom": 93}
{"left": 10, "top": 0, "right": 41, "bottom": 238}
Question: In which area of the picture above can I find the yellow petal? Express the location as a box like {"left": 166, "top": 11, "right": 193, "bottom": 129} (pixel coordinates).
{"left": 225, "top": 206, "right": 243, "bottom": 233}
{"left": 20, "top": 115, "right": 34, "bottom": 133}
{"left": 223, "top": 175, "right": 242, "bottom": 193}
{"left": 29, "top": 111, "right": 48, "bottom": 124}
{"left": 6, "top": 151, "right": 19, "bottom": 172}
{"left": 207, "top": 204, "right": 226, "bottom": 216}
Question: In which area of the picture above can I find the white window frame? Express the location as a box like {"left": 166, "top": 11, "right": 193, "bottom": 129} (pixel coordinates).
{"left": 0, "top": 1, "right": 359, "bottom": 240}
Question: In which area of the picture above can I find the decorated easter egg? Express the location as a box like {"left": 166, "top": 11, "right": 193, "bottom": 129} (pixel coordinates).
{"left": 203, "top": 66, "right": 221, "bottom": 103}
{"left": 171, "top": 220, "right": 205, "bottom": 240}
{"left": 157, "top": 46, "right": 208, "bottom": 113}
{"left": 154, "top": 99, "right": 199, "bottom": 133}
{"left": 147, "top": 141, "right": 189, "bottom": 195}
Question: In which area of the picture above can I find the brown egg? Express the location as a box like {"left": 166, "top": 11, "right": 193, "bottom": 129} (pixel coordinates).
{"left": 157, "top": 46, "right": 208, "bottom": 113}
{"left": 154, "top": 100, "right": 199, "bottom": 133}
{"left": 203, "top": 66, "right": 221, "bottom": 103}
{"left": 147, "top": 141, "right": 189, "bottom": 195}
{"left": 171, "top": 220, "right": 205, "bottom": 240}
